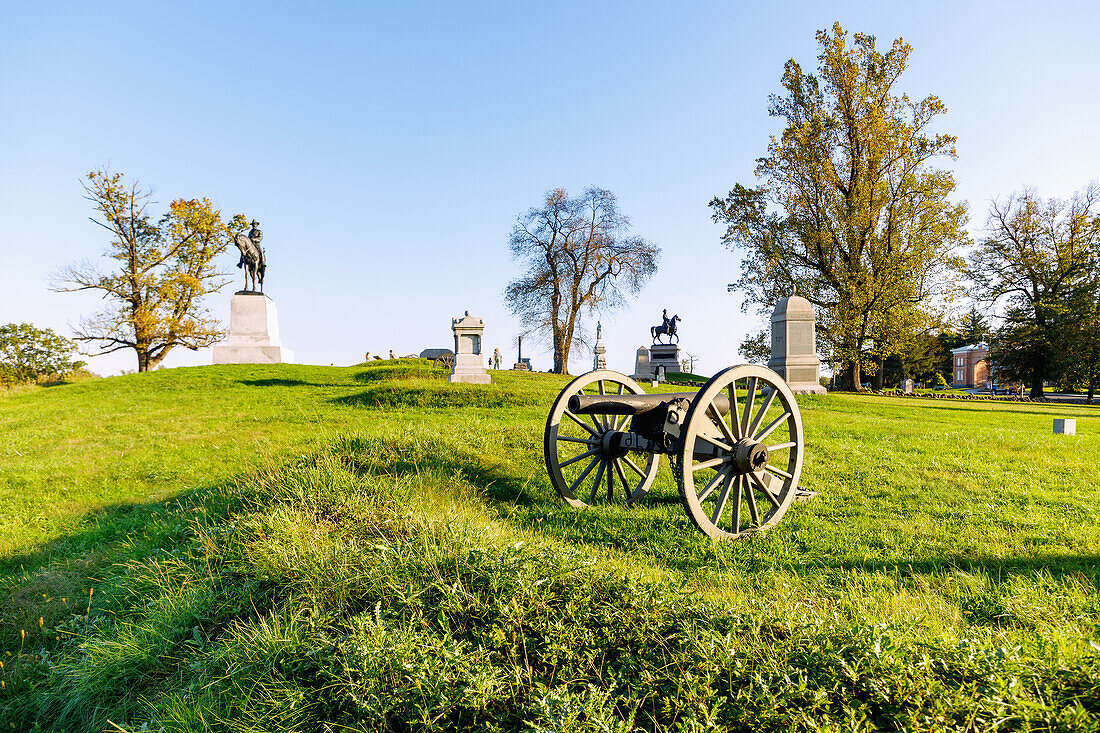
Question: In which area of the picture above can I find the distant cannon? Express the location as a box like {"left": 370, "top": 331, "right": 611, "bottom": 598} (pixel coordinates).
{"left": 543, "top": 365, "right": 805, "bottom": 540}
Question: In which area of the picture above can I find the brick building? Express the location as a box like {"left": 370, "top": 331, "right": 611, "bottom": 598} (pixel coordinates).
{"left": 950, "top": 343, "right": 989, "bottom": 388}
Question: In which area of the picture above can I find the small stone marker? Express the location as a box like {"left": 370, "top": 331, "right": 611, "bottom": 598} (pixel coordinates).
{"left": 448, "top": 311, "right": 490, "bottom": 384}
{"left": 1054, "top": 418, "right": 1076, "bottom": 436}
{"left": 903, "top": 378, "right": 914, "bottom": 394}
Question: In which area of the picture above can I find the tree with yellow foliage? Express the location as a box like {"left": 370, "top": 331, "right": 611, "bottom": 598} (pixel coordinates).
{"left": 54, "top": 170, "right": 245, "bottom": 372}
{"left": 711, "top": 24, "right": 968, "bottom": 391}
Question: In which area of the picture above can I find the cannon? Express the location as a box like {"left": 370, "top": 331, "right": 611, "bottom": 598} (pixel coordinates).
{"left": 543, "top": 365, "right": 805, "bottom": 540}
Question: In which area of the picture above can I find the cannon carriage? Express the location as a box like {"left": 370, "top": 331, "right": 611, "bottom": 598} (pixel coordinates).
{"left": 543, "top": 365, "right": 805, "bottom": 540}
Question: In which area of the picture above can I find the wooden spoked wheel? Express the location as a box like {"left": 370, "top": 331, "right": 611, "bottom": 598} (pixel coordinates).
{"left": 544, "top": 370, "right": 660, "bottom": 508}
{"left": 675, "top": 365, "right": 804, "bottom": 540}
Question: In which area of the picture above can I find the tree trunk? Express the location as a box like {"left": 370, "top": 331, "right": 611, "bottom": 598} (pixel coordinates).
{"left": 1087, "top": 348, "right": 1097, "bottom": 404}
{"left": 1029, "top": 362, "right": 1044, "bottom": 399}
{"left": 836, "top": 361, "right": 861, "bottom": 391}
{"left": 871, "top": 354, "right": 885, "bottom": 390}
{"left": 147, "top": 348, "right": 171, "bottom": 372}
{"left": 552, "top": 326, "right": 570, "bottom": 374}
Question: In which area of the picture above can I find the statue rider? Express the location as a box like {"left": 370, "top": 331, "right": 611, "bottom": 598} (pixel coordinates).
{"left": 662, "top": 309, "right": 671, "bottom": 332}
{"left": 239, "top": 219, "right": 265, "bottom": 270}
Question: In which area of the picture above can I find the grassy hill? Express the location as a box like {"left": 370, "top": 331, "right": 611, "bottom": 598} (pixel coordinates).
{"left": 1, "top": 361, "right": 1098, "bottom": 731}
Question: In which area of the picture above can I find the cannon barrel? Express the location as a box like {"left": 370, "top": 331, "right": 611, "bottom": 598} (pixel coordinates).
{"left": 568, "top": 392, "right": 730, "bottom": 416}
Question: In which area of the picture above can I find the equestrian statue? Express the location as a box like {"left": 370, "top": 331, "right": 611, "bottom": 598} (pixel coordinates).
{"left": 233, "top": 219, "right": 266, "bottom": 293}
{"left": 651, "top": 309, "right": 681, "bottom": 344}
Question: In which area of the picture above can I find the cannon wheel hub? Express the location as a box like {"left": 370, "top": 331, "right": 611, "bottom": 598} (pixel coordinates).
{"left": 733, "top": 438, "right": 768, "bottom": 474}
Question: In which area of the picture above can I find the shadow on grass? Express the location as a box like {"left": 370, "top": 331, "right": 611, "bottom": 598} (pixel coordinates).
{"left": 239, "top": 378, "right": 323, "bottom": 387}
{"left": 339, "top": 435, "right": 538, "bottom": 507}
{"left": 0, "top": 477, "right": 243, "bottom": 582}
{"left": 802, "top": 555, "right": 1100, "bottom": 581}
{"left": 352, "top": 366, "right": 446, "bottom": 383}
{"left": 352, "top": 442, "right": 1100, "bottom": 582}
{"left": 335, "top": 383, "right": 539, "bottom": 410}
{"left": 0, "top": 478, "right": 247, "bottom": 653}
{"left": 857, "top": 398, "right": 1099, "bottom": 419}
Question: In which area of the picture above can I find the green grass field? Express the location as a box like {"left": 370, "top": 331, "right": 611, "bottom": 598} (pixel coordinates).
{"left": 1, "top": 361, "right": 1098, "bottom": 731}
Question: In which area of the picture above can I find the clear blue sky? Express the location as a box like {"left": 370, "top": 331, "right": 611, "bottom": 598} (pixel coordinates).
{"left": 3, "top": 1, "right": 1098, "bottom": 375}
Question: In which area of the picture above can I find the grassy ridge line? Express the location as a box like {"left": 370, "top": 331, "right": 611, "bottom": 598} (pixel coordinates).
{"left": 1, "top": 362, "right": 1099, "bottom": 730}
{"left": 0, "top": 361, "right": 556, "bottom": 564}
{"left": 5, "top": 433, "right": 1097, "bottom": 731}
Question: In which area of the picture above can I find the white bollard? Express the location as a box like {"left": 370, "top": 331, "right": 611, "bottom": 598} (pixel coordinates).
{"left": 1053, "top": 418, "right": 1076, "bottom": 435}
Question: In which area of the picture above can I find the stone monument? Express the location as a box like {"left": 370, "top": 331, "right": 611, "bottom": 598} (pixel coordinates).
{"left": 648, "top": 309, "right": 682, "bottom": 377}
{"left": 213, "top": 220, "right": 294, "bottom": 364}
{"left": 448, "top": 311, "right": 490, "bottom": 384}
{"left": 513, "top": 335, "right": 530, "bottom": 371}
{"left": 767, "top": 294, "right": 825, "bottom": 394}
{"left": 903, "top": 378, "right": 914, "bottom": 394}
{"left": 633, "top": 346, "right": 652, "bottom": 380}
{"left": 593, "top": 321, "right": 607, "bottom": 371}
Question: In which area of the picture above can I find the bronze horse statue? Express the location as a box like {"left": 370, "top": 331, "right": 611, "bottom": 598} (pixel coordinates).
{"left": 651, "top": 313, "right": 681, "bottom": 344}
{"left": 233, "top": 226, "right": 265, "bottom": 293}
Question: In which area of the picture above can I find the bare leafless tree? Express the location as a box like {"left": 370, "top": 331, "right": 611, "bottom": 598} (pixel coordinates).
{"left": 505, "top": 187, "right": 659, "bottom": 373}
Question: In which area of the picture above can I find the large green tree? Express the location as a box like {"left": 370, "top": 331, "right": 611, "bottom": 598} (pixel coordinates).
{"left": 505, "top": 187, "right": 659, "bottom": 374}
{"left": 959, "top": 306, "right": 989, "bottom": 344}
{"left": 0, "top": 323, "right": 83, "bottom": 385}
{"left": 54, "top": 170, "right": 245, "bottom": 372}
{"left": 711, "top": 24, "right": 968, "bottom": 390}
{"left": 1059, "top": 286, "right": 1100, "bottom": 401}
{"left": 968, "top": 185, "right": 1099, "bottom": 398}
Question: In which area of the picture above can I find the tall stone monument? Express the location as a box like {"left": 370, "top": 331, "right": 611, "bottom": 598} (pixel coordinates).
{"left": 767, "top": 294, "right": 825, "bottom": 394}
{"left": 633, "top": 347, "right": 652, "bottom": 380}
{"left": 593, "top": 321, "right": 607, "bottom": 371}
{"left": 213, "top": 220, "right": 294, "bottom": 364}
{"left": 449, "top": 311, "right": 491, "bottom": 384}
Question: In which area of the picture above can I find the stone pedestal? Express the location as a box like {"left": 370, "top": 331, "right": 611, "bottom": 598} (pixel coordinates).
{"left": 593, "top": 334, "right": 607, "bottom": 371}
{"left": 449, "top": 311, "right": 490, "bottom": 384}
{"left": 767, "top": 295, "right": 825, "bottom": 395}
{"left": 903, "top": 378, "right": 914, "bottom": 394}
{"left": 632, "top": 347, "right": 651, "bottom": 380}
{"left": 649, "top": 344, "right": 681, "bottom": 377}
{"left": 213, "top": 292, "right": 294, "bottom": 364}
